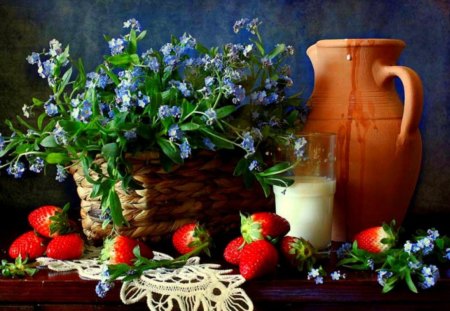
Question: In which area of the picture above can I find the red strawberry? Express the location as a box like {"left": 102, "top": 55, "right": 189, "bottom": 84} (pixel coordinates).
{"left": 100, "top": 235, "right": 154, "bottom": 265}
{"left": 172, "top": 223, "right": 211, "bottom": 256}
{"left": 224, "top": 236, "right": 246, "bottom": 265}
{"left": 28, "top": 205, "right": 72, "bottom": 238}
{"left": 239, "top": 239, "right": 279, "bottom": 280}
{"left": 353, "top": 222, "right": 397, "bottom": 253}
{"left": 46, "top": 233, "right": 85, "bottom": 260}
{"left": 240, "top": 212, "right": 290, "bottom": 243}
{"left": 8, "top": 231, "right": 47, "bottom": 260}
{"left": 280, "top": 236, "right": 316, "bottom": 271}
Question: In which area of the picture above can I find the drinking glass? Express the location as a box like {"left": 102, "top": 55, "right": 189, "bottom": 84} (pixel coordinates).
{"left": 273, "top": 132, "right": 336, "bottom": 250}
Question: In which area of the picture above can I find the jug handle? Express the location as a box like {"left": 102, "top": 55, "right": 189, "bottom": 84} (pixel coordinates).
{"left": 375, "top": 65, "right": 423, "bottom": 140}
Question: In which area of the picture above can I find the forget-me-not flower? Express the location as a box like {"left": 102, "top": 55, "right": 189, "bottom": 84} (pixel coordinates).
{"left": 55, "top": 165, "right": 68, "bottom": 182}
{"left": 241, "top": 132, "right": 255, "bottom": 155}
{"left": 29, "top": 157, "right": 45, "bottom": 173}
{"left": 7, "top": 162, "right": 25, "bottom": 178}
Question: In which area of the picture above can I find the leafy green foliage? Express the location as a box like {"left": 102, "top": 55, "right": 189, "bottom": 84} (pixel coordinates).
{"left": 1, "top": 256, "right": 37, "bottom": 278}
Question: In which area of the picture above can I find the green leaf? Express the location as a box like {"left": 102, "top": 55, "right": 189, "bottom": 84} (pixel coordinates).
{"left": 46, "top": 152, "right": 69, "bottom": 164}
{"left": 181, "top": 100, "right": 195, "bottom": 121}
{"left": 42, "top": 119, "right": 57, "bottom": 133}
{"left": 130, "top": 54, "right": 140, "bottom": 64}
{"left": 127, "top": 29, "right": 137, "bottom": 54}
{"left": 102, "top": 142, "right": 118, "bottom": 159}
{"left": 91, "top": 183, "right": 102, "bottom": 198}
{"left": 251, "top": 38, "right": 265, "bottom": 55}
{"left": 40, "top": 135, "right": 58, "bottom": 148}
{"left": 404, "top": 270, "right": 418, "bottom": 293}
{"left": 286, "top": 110, "right": 299, "bottom": 126}
{"left": 37, "top": 113, "right": 47, "bottom": 130}
{"left": 180, "top": 122, "right": 201, "bottom": 131}
{"left": 435, "top": 238, "right": 444, "bottom": 249}
{"left": 108, "top": 188, "right": 127, "bottom": 227}
{"left": 59, "top": 120, "right": 82, "bottom": 134}
{"left": 106, "top": 54, "right": 139, "bottom": 67}
{"left": 156, "top": 137, "right": 182, "bottom": 164}
{"left": 0, "top": 140, "right": 19, "bottom": 157}
{"left": 57, "top": 68, "right": 73, "bottom": 96}
{"left": 268, "top": 43, "right": 286, "bottom": 59}
{"left": 234, "top": 158, "right": 248, "bottom": 176}
{"left": 195, "top": 43, "right": 210, "bottom": 54}
{"left": 216, "top": 105, "right": 236, "bottom": 119}
{"left": 80, "top": 156, "right": 101, "bottom": 185}
{"left": 136, "top": 30, "right": 147, "bottom": 41}
{"left": 32, "top": 98, "right": 44, "bottom": 106}
{"left": 258, "top": 161, "right": 293, "bottom": 177}
{"left": 255, "top": 174, "right": 271, "bottom": 197}
{"left": 15, "top": 143, "right": 34, "bottom": 154}
{"left": 263, "top": 176, "right": 294, "bottom": 187}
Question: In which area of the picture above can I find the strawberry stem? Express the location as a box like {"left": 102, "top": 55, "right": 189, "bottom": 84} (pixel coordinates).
{"left": 107, "top": 241, "right": 211, "bottom": 282}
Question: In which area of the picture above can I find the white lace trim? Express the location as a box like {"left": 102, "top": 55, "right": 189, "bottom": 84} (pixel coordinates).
{"left": 37, "top": 246, "right": 253, "bottom": 311}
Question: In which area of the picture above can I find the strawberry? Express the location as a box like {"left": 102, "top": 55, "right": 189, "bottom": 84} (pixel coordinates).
{"left": 101, "top": 235, "right": 154, "bottom": 265}
{"left": 223, "top": 236, "right": 246, "bottom": 265}
{"left": 46, "top": 233, "right": 85, "bottom": 260}
{"left": 172, "top": 223, "right": 211, "bottom": 256}
{"left": 280, "top": 236, "right": 316, "bottom": 271}
{"left": 239, "top": 239, "right": 279, "bottom": 280}
{"left": 28, "top": 204, "right": 72, "bottom": 238}
{"left": 240, "top": 212, "right": 290, "bottom": 243}
{"left": 8, "top": 231, "right": 47, "bottom": 260}
{"left": 353, "top": 222, "right": 397, "bottom": 253}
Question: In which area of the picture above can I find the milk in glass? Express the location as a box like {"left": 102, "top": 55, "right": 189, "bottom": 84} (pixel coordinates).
{"left": 274, "top": 176, "right": 336, "bottom": 250}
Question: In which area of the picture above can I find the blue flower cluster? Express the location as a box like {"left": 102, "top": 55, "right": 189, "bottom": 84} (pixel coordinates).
{"left": 307, "top": 267, "right": 324, "bottom": 284}
{"left": 403, "top": 229, "right": 440, "bottom": 256}
{"left": 6, "top": 162, "right": 25, "bottom": 178}
{"left": 0, "top": 18, "right": 306, "bottom": 225}
{"left": 95, "top": 265, "right": 115, "bottom": 298}
{"left": 26, "top": 39, "right": 68, "bottom": 87}
{"left": 418, "top": 265, "right": 440, "bottom": 289}
{"left": 377, "top": 270, "right": 394, "bottom": 287}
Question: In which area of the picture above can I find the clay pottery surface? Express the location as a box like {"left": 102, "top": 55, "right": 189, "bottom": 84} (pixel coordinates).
{"left": 304, "top": 39, "right": 423, "bottom": 241}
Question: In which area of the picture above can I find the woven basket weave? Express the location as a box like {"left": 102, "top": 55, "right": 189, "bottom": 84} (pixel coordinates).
{"left": 71, "top": 150, "right": 274, "bottom": 241}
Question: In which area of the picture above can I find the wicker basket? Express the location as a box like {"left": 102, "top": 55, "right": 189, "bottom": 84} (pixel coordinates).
{"left": 71, "top": 150, "right": 274, "bottom": 241}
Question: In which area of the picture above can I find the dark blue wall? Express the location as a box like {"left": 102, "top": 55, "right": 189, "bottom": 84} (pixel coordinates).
{"left": 0, "top": 0, "right": 449, "bottom": 224}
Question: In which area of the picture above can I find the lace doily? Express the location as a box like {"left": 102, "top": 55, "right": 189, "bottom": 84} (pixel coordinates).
{"left": 37, "top": 246, "right": 253, "bottom": 311}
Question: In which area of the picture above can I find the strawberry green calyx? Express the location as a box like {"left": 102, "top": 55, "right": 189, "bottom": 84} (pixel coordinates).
{"left": 1, "top": 256, "right": 38, "bottom": 278}
{"left": 172, "top": 223, "right": 212, "bottom": 256}
{"left": 49, "top": 203, "right": 73, "bottom": 236}
{"left": 240, "top": 213, "right": 263, "bottom": 243}
{"left": 240, "top": 212, "right": 290, "bottom": 244}
{"left": 100, "top": 235, "right": 153, "bottom": 265}
{"left": 100, "top": 237, "right": 115, "bottom": 263}
{"left": 380, "top": 220, "right": 398, "bottom": 250}
{"left": 190, "top": 224, "right": 212, "bottom": 257}
{"left": 281, "top": 236, "right": 317, "bottom": 272}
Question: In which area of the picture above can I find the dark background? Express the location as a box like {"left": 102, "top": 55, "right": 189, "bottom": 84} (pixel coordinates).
{"left": 0, "top": 0, "right": 449, "bottom": 235}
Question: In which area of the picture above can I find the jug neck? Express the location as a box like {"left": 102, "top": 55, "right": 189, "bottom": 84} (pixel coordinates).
{"left": 308, "top": 39, "right": 406, "bottom": 94}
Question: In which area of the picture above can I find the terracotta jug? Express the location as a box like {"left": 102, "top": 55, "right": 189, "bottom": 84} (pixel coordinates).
{"left": 304, "top": 39, "right": 423, "bottom": 241}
